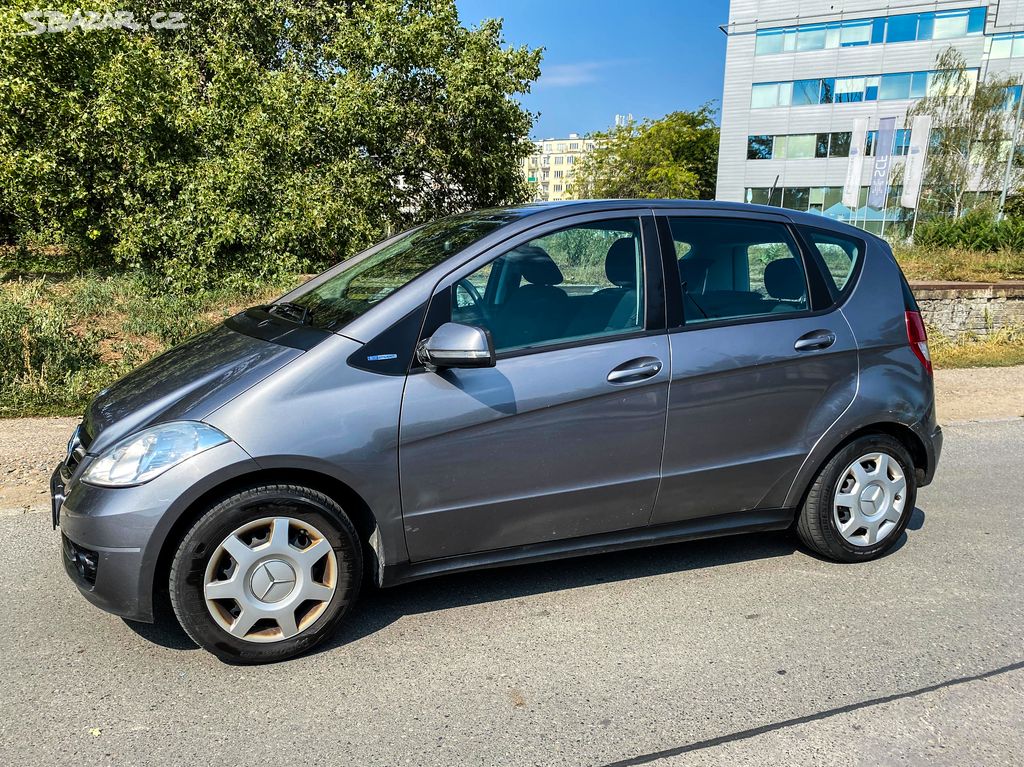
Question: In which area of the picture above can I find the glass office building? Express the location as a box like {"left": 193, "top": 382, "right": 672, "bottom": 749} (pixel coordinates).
{"left": 716, "top": 1, "right": 1024, "bottom": 233}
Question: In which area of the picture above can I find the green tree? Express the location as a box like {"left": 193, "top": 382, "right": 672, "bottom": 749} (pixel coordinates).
{"left": 0, "top": 1, "right": 541, "bottom": 286}
{"left": 908, "top": 48, "right": 1021, "bottom": 218}
{"left": 572, "top": 106, "right": 719, "bottom": 200}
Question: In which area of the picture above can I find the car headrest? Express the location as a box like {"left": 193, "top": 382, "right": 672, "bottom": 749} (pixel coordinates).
{"left": 605, "top": 238, "right": 638, "bottom": 287}
{"left": 510, "top": 245, "right": 563, "bottom": 286}
{"left": 764, "top": 259, "right": 804, "bottom": 300}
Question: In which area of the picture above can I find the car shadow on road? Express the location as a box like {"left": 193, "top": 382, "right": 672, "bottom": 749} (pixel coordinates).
{"left": 124, "top": 507, "right": 928, "bottom": 656}
{"left": 323, "top": 529, "right": 804, "bottom": 655}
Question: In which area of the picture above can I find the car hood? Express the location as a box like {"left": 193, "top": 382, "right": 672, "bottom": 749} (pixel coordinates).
{"left": 84, "top": 322, "right": 304, "bottom": 454}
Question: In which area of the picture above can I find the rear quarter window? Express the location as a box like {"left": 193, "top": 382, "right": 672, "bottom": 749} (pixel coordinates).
{"left": 800, "top": 227, "right": 862, "bottom": 296}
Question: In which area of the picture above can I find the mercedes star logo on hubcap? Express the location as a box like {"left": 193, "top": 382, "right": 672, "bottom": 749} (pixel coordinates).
{"left": 249, "top": 559, "right": 297, "bottom": 603}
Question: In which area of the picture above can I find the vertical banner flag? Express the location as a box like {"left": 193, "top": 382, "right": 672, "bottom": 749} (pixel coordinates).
{"left": 900, "top": 115, "right": 932, "bottom": 209}
{"left": 867, "top": 116, "right": 897, "bottom": 209}
{"left": 842, "top": 117, "right": 868, "bottom": 208}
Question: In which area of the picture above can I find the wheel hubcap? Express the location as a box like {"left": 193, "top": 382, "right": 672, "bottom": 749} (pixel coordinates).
{"left": 833, "top": 452, "right": 907, "bottom": 547}
{"left": 203, "top": 517, "right": 338, "bottom": 643}
{"left": 249, "top": 559, "right": 297, "bottom": 603}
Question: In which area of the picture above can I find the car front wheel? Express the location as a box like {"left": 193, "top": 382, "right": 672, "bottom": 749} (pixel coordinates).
{"left": 797, "top": 435, "right": 917, "bottom": 562}
{"left": 169, "top": 484, "right": 362, "bottom": 663}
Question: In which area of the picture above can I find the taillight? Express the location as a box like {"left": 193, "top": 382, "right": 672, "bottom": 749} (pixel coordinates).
{"left": 905, "top": 310, "right": 932, "bottom": 375}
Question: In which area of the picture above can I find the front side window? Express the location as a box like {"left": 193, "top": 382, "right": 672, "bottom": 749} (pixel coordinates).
{"left": 286, "top": 213, "right": 515, "bottom": 330}
{"left": 668, "top": 217, "right": 809, "bottom": 324}
{"left": 452, "top": 219, "right": 645, "bottom": 352}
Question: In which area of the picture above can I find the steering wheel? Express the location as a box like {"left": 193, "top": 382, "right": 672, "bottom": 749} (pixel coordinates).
{"left": 454, "top": 278, "right": 491, "bottom": 324}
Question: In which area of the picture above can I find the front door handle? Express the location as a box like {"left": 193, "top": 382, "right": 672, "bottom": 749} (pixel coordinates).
{"left": 607, "top": 357, "right": 663, "bottom": 384}
{"left": 794, "top": 329, "right": 836, "bottom": 352}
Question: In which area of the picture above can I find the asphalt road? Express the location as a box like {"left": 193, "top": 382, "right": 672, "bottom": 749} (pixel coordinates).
{"left": 2, "top": 419, "right": 1022, "bottom": 766}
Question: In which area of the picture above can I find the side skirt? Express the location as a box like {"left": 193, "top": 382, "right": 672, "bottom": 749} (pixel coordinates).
{"left": 381, "top": 508, "right": 796, "bottom": 588}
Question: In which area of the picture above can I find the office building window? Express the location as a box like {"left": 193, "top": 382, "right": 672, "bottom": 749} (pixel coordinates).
{"left": 751, "top": 81, "right": 792, "bottom": 108}
{"left": 787, "top": 134, "right": 816, "bottom": 159}
{"left": 830, "top": 132, "right": 852, "bottom": 157}
{"left": 747, "top": 135, "right": 773, "bottom": 160}
{"left": 755, "top": 7, "right": 985, "bottom": 55}
{"left": 783, "top": 187, "right": 811, "bottom": 210}
{"left": 752, "top": 69, "right": 977, "bottom": 108}
{"left": 885, "top": 13, "right": 918, "bottom": 43}
{"left": 990, "top": 32, "right": 1024, "bottom": 59}
{"left": 746, "top": 131, "right": 858, "bottom": 160}
{"left": 745, "top": 185, "right": 903, "bottom": 215}
{"left": 792, "top": 78, "right": 823, "bottom": 106}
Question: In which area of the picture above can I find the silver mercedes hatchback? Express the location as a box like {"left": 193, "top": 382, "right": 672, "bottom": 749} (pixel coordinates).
{"left": 52, "top": 200, "right": 942, "bottom": 663}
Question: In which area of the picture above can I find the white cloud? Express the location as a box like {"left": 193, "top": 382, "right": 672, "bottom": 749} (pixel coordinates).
{"left": 539, "top": 61, "right": 606, "bottom": 88}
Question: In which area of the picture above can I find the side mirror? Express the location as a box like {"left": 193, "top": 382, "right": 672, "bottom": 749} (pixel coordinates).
{"left": 416, "top": 322, "right": 496, "bottom": 370}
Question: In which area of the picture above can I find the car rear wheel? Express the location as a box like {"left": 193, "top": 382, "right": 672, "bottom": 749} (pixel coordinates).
{"left": 169, "top": 484, "right": 362, "bottom": 663}
{"left": 796, "top": 435, "right": 917, "bottom": 562}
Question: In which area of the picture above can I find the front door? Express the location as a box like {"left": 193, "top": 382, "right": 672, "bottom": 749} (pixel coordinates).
{"left": 399, "top": 214, "right": 670, "bottom": 561}
{"left": 650, "top": 213, "right": 860, "bottom": 524}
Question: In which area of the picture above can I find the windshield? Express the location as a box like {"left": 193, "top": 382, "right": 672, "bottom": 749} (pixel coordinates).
{"left": 284, "top": 211, "right": 517, "bottom": 331}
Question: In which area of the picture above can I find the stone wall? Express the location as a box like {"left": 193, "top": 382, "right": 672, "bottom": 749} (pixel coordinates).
{"left": 911, "top": 282, "right": 1024, "bottom": 339}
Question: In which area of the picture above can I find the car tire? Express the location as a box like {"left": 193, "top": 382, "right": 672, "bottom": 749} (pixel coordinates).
{"left": 169, "top": 484, "right": 362, "bottom": 664}
{"left": 796, "top": 435, "right": 917, "bottom": 563}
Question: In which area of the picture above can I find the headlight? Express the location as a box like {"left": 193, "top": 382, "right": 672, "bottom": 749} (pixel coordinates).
{"left": 82, "top": 421, "right": 229, "bottom": 487}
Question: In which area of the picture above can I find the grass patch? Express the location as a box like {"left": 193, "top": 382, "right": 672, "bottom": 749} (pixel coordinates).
{"left": 930, "top": 326, "right": 1024, "bottom": 369}
{"left": 0, "top": 271, "right": 305, "bottom": 418}
{"left": 893, "top": 244, "right": 1024, "bottom": 283}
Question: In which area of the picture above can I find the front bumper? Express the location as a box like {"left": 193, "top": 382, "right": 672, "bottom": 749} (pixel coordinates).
{"left": 54, "top": 440, "right": 260, "bottom": 622}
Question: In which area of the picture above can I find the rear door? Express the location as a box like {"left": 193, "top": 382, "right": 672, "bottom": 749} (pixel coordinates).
{"left": 650, "top": 211, "right": 860, "bottom": 524}
{"left": 399, "top": 212, "right": 670, "bottom": 561}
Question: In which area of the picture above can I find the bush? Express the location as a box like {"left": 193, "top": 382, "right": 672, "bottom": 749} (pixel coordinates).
{"left": 0, "top": 272, "right": 302, "bottom": 417}
{"left": 914, "top": 209, "right": 1024, "bottom": 252}
{"left": 0, "top": 282, "right": 101, "bottom": 416}
{"left": 0, "top": 0, "right": 541, "bottom": 290}
{"left": 891, "top": 243, "right": 1024, "bottom": 282}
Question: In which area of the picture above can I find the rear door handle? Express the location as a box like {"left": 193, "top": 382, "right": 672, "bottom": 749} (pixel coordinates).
{"left": 607, "top": 357, "right": 663, "bottom": 384}
{"left": 794, "top": 329, "right": 836, "bottom": 352}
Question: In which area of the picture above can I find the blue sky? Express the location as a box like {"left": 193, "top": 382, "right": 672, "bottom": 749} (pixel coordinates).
{"left": 456, "top": 0, "right": 729, "bottom": 139}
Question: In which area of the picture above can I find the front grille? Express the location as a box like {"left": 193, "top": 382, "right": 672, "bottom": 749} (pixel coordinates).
{"left": 62, "top": 534, "right": 98, "bottom": 587}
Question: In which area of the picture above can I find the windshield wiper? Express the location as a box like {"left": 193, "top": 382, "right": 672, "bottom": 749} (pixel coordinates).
{"left": 268, "top": 302, "right": 312, "bottom": 325}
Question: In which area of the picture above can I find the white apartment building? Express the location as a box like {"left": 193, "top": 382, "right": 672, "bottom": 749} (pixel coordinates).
{"left": 522, "top": 134, "right": 596, "bottom": 201}
{"left": 716, "top": 0, "right": 1024, "bottom": 231}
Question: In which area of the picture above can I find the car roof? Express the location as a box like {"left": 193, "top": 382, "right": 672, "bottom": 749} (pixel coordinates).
{"left": 492, "top": 199, "right": 879, "bottom": 243}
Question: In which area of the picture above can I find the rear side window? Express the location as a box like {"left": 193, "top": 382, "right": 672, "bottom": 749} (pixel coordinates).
{"left": 667, "top": 217, "right": 809, "bottom": 324}
{"left": 800, "top": 228, "right": 861, "bottom": 295}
